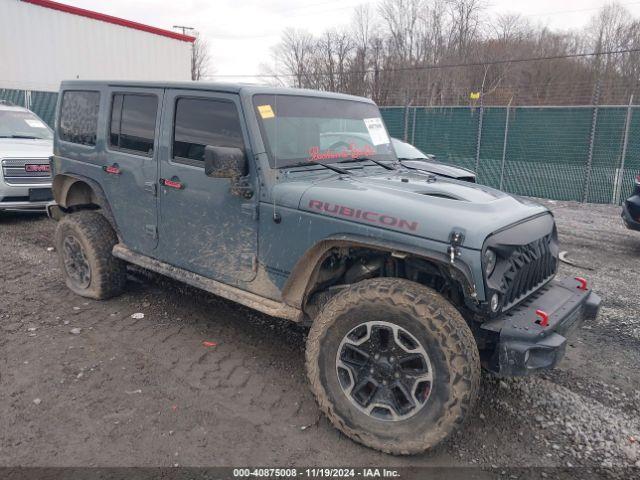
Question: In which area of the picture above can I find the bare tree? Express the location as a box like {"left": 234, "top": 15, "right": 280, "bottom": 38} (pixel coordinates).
{"left": 191, "top": 32, "right": 211, "bottom": 81}
{"left": 268, "top": 0, "right": 640, "bottom": 106}
{"left": 587, "top": 3, "right": 640, "bottom": 102}
{"left": 493, "top": 13, "right": 530, "bottom": 42}
{"left": 378, "top": 0, "right": 425, "bottom": 63}
{"left": 273, "top": 29, "right": 316, "bottom": 88}
{"left": 446, "top": 0, "right": 486, "bottom": 54}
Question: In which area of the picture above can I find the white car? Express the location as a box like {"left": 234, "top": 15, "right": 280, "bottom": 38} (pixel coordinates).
{"left": 0, "top": 102, "right": 53, "bottom": 211}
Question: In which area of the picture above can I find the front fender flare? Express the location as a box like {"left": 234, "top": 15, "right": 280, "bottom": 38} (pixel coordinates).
{"left": 281, "top": 234, "right": 477, "bottom": 310}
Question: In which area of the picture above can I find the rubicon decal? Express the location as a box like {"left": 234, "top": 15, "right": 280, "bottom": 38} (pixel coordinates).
{"left": 308, "top": 200, "right": 418, "bottom": 232}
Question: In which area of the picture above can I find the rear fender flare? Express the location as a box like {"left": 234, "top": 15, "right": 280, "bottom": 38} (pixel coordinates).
{"left": 52, "top": 173, "right": 119, "bottom": 234}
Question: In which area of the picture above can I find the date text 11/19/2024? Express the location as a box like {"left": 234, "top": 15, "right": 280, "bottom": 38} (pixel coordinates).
{"left": 232, "top": 468, "right": 401, "bottom": 478}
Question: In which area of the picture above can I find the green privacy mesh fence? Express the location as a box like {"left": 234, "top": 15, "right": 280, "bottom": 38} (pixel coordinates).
{"left": 380, "top": 105, "right": 640, "bottom": 205}
{"left": 0, "top": 88, "right": 58, "bottom": 127}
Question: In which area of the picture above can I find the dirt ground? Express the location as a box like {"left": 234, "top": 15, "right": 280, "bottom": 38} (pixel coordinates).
{"left": 0, "top": 200, "right": 639, "bottom": 471}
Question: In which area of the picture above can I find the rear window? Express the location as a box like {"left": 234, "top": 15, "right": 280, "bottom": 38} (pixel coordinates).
{"left": 109, "top": 93, "right": 158, "bottom": 156}
{"left": 59, "top": 90, "right": 100, "bottom": 146}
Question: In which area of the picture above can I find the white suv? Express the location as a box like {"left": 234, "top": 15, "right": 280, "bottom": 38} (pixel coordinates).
{"left": 0, "top": 101, "right": 53, "bottom": 211}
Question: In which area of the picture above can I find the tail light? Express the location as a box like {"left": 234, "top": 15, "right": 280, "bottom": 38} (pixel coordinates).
{"left": 635, "top": 174, "right": 640, "bottom": 185}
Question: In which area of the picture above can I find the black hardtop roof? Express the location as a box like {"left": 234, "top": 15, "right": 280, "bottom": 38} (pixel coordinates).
{"left": 59, "top": 80, "right": 375, "bottom": 104}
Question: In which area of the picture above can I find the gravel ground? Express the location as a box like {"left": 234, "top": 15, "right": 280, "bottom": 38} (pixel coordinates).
{"left": 0, "top": 200, "right": 639, "bottom": 474}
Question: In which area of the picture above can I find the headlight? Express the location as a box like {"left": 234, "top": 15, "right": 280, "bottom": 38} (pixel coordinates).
{"left": 484, "top": 248, "right": 497, "bottom": 277}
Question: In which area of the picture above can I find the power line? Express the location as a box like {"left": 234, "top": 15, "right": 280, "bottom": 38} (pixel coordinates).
{"left": 212, "top": 47, "right": 640, "bottom": 78}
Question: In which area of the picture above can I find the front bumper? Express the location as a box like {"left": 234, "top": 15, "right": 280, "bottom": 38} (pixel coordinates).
{"left": 621, "top": 198, "right": 640, "bottom": 231}
{"left": 481, "top": 277, "right": 601, "bottom": 376}
{"left": 0, "top": 199, "right": 49, "bottom": 211}
{"left": 0, "top": 183, "right": 52, "bottom": 212}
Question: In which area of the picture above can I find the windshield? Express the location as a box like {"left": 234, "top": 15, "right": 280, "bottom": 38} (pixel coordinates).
{"left": 253, "top": 94, "right": 396, "bottom": 168}
{"left": 0, "top": 109, "right": 53, "bottom": 140}
{"left": 391, "top": 138, "right": 427, "bottom": 160}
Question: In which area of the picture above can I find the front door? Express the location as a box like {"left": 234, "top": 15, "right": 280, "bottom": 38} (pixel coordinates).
{"left": 156, "top": 89, "right": 258, "bottom": 284}
{"left": 100, "top": 87, "right": 162, "bottom": 255}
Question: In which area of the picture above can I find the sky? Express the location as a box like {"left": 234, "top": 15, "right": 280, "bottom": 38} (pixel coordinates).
{"left": 62, "top": 0, "right": 640, "bottom": 82}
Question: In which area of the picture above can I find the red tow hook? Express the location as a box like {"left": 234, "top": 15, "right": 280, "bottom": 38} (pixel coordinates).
{"left": 535, "top": 309, "right": 549, "bottom": 327}
{"left": 575, "top": 277, "right": 588, "bottom": 290}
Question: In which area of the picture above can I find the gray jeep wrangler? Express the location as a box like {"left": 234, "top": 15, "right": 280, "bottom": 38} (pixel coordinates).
{"left": 49, "top": 81, "right": 601, "bottom": 455}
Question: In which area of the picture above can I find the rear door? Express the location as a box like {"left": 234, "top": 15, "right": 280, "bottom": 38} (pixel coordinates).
{"left": 101, "top": 87, "right": 162, "bottom": 255}
{"left": 156, "top": 89, "right": 258, "bottom": 284}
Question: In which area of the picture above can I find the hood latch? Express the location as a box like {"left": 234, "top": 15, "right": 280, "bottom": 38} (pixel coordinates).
{"left": 447, "top": 230, "right": 464, "bottom": 264}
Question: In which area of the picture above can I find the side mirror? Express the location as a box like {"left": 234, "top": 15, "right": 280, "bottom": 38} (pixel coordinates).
{"left": 204, "top": 146, "right": 247, "bottom": 179}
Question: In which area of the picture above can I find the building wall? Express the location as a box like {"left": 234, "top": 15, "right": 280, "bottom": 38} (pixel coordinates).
{"left": 0, "top": 0, "right": 192, "bottom": 92}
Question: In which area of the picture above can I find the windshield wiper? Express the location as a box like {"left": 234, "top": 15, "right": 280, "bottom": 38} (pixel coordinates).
{"left": 297, "top": 160, "right": 351, "bottom": 174}
{"left": 339, "top": 156, "right": 396, "bottom": 171}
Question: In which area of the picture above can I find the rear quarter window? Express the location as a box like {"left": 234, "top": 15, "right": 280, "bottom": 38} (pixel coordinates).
{"left": 109, "top": 93, "right": 158, "bottom": 156}
{"left": 58, "top": 90, "right": 100, "bottom": 146}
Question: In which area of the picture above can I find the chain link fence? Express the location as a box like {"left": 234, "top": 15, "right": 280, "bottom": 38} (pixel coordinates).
{"left": 381, "top": 100, "right": 639, "bottom": 205}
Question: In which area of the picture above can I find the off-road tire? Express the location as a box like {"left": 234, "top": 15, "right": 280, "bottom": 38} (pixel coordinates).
{"left": 306, "top": 278, "right": 480, "bottom": 455}
{"left": 54, "top": 211, "right": 126, "bottom": 299}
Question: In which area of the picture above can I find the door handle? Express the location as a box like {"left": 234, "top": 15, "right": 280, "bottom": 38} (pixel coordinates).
{"left": 160, "top": 177, "right": 185, "bottom": 190}
{"left": 103, "top": 163, "right": 121, "bottom": 175}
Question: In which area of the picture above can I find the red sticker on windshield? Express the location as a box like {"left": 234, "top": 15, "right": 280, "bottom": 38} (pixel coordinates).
{"left": 308, "top": 143, "right": 375, "bottom": 162}
{"left": 25, "top": 164, "right": 50, "bottom": 172}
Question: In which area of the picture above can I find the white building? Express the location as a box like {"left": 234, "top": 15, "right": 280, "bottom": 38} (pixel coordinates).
{"left": 0, "top": 0, "right": 195, "bottom": 92}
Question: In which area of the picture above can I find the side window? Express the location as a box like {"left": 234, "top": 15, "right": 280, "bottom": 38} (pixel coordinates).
{"left": 173, "top": 97, "right": 244, "bottom": 165}
{"left": 109, "top": 93, "right": 158, "bottom": 156}
{"left": 59, "top": 90, "right": 100, "bottom": 146}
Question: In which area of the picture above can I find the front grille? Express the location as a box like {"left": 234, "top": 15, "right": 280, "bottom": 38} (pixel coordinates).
{"left": 501, "top": 233, "right": 557, "bottom": 309}
{"left": 1, "top": 158, "right": 51, "bottom": 186}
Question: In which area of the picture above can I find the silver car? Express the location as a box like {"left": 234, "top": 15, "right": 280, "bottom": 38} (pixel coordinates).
{"left": 0, "top": 102, "right": 53, "bottom": 211}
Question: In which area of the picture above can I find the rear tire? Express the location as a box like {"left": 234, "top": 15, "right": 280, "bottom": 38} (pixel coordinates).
{"left": 306, "top": 278, "right": 480, "bottom": 455}
{"left": 54, "top": 211, "right": 126, "bottom": 299}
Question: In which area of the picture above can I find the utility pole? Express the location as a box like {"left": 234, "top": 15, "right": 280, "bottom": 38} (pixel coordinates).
{"left": 172, "top": 25, "right": 194, "bottom": 36}
{"left": 173, "top": 26, "right": 197, "bottom": 80}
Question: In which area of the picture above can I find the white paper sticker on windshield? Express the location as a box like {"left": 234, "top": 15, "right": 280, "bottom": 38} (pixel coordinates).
{"left": 363, "top": 117, "right": 389, "bottom": 146}
{"left": 25, "top": 119, "right": 46, "bottom": 128}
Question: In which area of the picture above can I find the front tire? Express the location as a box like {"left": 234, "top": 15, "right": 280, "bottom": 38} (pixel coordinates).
{"left": 306, "top": 278, "right": 480, "bottom": 455}
{"left": 54, "top": 211, "right": 126, "bottom": 299}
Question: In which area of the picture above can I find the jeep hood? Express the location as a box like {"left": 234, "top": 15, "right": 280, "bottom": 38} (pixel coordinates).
{"left": 0, "top": 138, "right": 53, "bottom": 159}
{"left": 291, "top": 170, "right": 549, "bottom": 249}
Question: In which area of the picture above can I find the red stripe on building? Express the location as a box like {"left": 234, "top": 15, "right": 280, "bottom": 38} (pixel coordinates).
{"left": 21, "top": 0, "right": 196, "bottom": 43}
